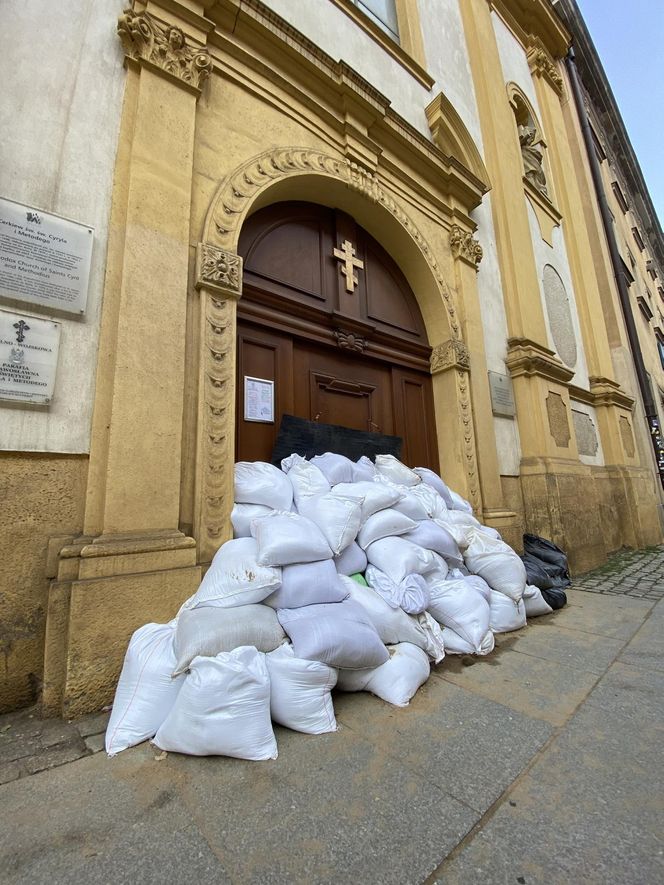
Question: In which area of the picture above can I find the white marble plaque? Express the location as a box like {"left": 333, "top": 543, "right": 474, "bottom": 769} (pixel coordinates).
{"left": 0, "top": 197, "right": 93, "bottom": 314}
{"left": 0, "top": 309, "right": 61, "bottom": 405}
{"left": 244, "top": 376, "right": 274, "bottom": 423}
{"left": 489, "top": 371, "right": 516, "bottom": 417}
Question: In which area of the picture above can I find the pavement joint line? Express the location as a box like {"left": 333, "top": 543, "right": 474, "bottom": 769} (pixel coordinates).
{"left": 422, "top": 604, "right": 644, "bottom": 884}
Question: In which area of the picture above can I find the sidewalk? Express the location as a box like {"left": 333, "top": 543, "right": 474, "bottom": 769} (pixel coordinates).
{"left": 1, "top": 549, "right": 663, "bottom": 884}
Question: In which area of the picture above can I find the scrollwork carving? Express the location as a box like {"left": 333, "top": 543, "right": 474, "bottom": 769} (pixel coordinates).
{"left": 527, "top": 42, "right": 564, "bottom": 96}
{"left": 197, "top": 244, "right": 242, "bottom": 297}
{"left": 450, "top": 225, "right": 483, "bottom": 269}
{"left": 117, "top": 9, "right": 212, "bottom": 91}
{"left": 334, "top": 329, "right": 366, "bottom": 352}
{"left": 430, "top": 339, "right": 471, "bottom": 374}
{"left": 458, "top": 369, "right": 481, "bottom": 512}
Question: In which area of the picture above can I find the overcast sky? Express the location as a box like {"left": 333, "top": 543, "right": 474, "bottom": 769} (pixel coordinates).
{"left": 575, "top": 0, "right": 664, "bottom": 228}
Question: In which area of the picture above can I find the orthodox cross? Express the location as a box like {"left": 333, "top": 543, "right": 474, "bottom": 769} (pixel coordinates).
{"left": 333, "top": 239, "right": 364, "bottom": 293}
{"left": 13, "top": 320, "right": 30, "bottom": 343}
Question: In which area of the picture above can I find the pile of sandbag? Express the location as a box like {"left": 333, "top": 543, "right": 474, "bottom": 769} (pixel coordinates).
{"left": 106, "top": 453, "right": 557, "bottom": 760}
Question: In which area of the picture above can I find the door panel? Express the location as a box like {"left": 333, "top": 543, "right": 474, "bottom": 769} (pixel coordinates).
{"left": 391, "top": 367, "right": 439, "bottom": 471}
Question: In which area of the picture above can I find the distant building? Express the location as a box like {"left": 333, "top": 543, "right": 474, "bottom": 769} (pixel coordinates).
{"left": 1, "top": 0, "right": 662, "bottom": 715}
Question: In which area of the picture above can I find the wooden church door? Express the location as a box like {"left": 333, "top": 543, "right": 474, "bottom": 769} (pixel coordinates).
{"left": 236, "top": 202, "right": 438, "bottom": 469}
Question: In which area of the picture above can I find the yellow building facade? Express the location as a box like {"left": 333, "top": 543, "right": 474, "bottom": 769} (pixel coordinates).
{"left": 1, "top": 0, "right": 662, "bottom": 716}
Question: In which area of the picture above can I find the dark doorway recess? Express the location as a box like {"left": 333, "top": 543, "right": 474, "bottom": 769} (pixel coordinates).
{"left": 236, "top": 201, "right": 438, "bottom": 470}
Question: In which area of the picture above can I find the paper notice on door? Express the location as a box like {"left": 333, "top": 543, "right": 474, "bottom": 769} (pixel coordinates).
{"left": 244, "top": 375, "right": 274, "bottom": 423}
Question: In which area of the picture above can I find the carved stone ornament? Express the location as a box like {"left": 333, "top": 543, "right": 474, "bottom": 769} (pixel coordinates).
{"left": 527, "top": 42, "right": 564, "bottom": 97}
{"left": 205, "top": 148, "right": 461, "bottom": 339}
{"left": 450, "top": 225, "right": 483, "bottom": 270}
{"left": 197, "top": 244, "right": 242, "bottom": 297}
{"left": 117, "top": 9, "right": 212, "bottom": 91}
{"left": 335, "top": 329, "right": 366, "bottom": 352}
{"left": 430, "top": 339, "right": 471, "bottom": 375}
{"left": 546, "top": 392, "right": 571, "bottom": 448}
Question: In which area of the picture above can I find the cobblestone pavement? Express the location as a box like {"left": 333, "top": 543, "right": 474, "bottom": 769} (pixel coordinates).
{"left": 573, "top": 544, "right": 664, "bottom": 600}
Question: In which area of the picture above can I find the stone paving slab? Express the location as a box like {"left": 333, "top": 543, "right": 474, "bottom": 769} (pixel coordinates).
{"left": 573, "top": 544, "right": 664, "bottom": 599}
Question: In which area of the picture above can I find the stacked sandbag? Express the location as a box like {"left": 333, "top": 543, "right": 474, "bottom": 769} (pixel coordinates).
{"left": 108, "top": 451, "right": 565, "bottom": 760}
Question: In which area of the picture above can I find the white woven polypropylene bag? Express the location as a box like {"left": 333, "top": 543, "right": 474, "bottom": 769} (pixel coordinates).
{"left": 489, "top": 590, "right": 527, "bottom": 633}
{"left": 266, "top": 644, "right": 338, "bottom": 734}
{"left": 402, "top": 520, "right": 463, "bottom": 566}
{"left": 173, "top": 605, "right": 286, "bottom": 675}
{"left": 154, "top": 647, "right": 277, "bottom": 759}
{"left": 464, "top": 529, "right": 527, "bottom": 601}
{"left": 442, "top": 626, "right": 495, "bottom": 656}
{"left": 374, "top": 454, "right": 421, "bottom": 487}
{"left": 340, "top": 576, "right": 434, "bottom": 651}
{"left": 427, "top": 577, "right": 491, "bottom": 652}
{"left": 357, "top": 508, "right": 417, "bottom": 550}
{"left": 185, "top": 538, "right": 281, "bottom": 609}
{"left": 523, "top": 584, "right": 553, "bottom": 617}
{"left": 334, "top": 541, "right": 368, "bottom": 576}
{"left": 331, "top": 481, "right": 400, "bottom": 523}
{"left": 298, "top": 492, "right": 363, "bottom": 555}
{"left": 234, "top": 461, "right": 293, "bottom": 510}
{"left": 413, "top": 467, "right": 454, "bottom": 508}
{"left": 310, "top": 452, "right": 354, "bottom": 486}
{"left": 251, "top": 511, "right": 333, "bottom": 566}
{"left": 105, "top": 621, "right": 184, "bottom": 756}
{"left": 337, "top": 643, "right": 430, "bottom": 707}
{"left": 231, "top": 503, "right": 273, "bottom": 538}
{"left": 281, "top": 454, "right": 330, "bottom": 506}
{"left": 365, "top": 536, "right": 436, "bottom": 584}
{"left": 263, "top": 560, "right": 348, "bottom": 609}
{"left": 352, "top": 456, "right": 376, "bottom": 482}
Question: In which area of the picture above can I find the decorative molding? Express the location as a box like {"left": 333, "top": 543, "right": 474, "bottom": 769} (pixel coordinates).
{"left": 458, "top": 369, "right": 482, "bottom": 513}
{"left": 425, "top": 93, "right": 491, "bottom": 191}
{"left": 527, "top": 39, "right": 564, "bottom": 96}
{"left": 588, "top": 376, "right": 635, "bottom": 411}
{"left": 449, "top": 225, "right": 483, "bottom": 270}
{"left": 572, "top": 409, "right": 599, "bottom": 457}
{"left": 430, "top": 339, "right": 471, "bottom": 374}
{"left": 198, "top": 294, "right": 236, "bottom": 557}
{"left": 334, "top": 329, "right": 367, "bottom": 352}
{"left": 505, "top": 337, "right": 574, "bottom": 384}
{"left": 196, "top": 244, "right": 242, "bottom": 297}
{"left": 204, "top": 148, "right": 461, "bottom": 338}
{"left": 117, "top": 9, "right": 212, "bottom": 92}
{"left": 546, "top": 392, "right": 571, "bottom": 448}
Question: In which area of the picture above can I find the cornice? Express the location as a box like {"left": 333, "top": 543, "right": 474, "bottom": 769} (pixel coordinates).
{"left": 505, "top": 337, "right": 574, "bottom": 384}
{"left": 588, "top": 376, "right": 635, "bottom": 411}
{"left": 490, "top": 0, "right": 571, "bottom": 58}
{"left": 527, "top": 37, "right": 564, "bottom": 96}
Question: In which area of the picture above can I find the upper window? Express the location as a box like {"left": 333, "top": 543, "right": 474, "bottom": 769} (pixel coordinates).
{"left": 350, "top": 0, "right": 400, "bottom": 43}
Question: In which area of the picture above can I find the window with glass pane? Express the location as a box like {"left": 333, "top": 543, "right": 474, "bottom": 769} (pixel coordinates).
{"left": 352, "top": 0, "right": 400, "bottom": 43}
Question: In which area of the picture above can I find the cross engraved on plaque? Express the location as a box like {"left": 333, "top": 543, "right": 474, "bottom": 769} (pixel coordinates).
{"left": 333, "top": 240, "right": 364, "bottom": 293}
{"left": 13, "top": 320, "right": 30, "bottom": 343}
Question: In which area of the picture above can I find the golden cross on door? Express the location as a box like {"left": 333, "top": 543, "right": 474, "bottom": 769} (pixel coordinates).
{"left": 333, "top": 239, "right": 364, "bottom": 293}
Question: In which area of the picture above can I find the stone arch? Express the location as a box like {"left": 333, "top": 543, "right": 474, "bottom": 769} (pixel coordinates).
{"left": 201, "top": 148, "right": 460, "bottom": 342}
{"left": 194, "top": 148, "right": 480, "bottom": 559}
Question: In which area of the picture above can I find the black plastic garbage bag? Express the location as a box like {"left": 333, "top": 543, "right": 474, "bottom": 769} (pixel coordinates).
{"left": 524, "top": 533, "right": 569, "bottom": 569}
{"left": 521, "top": 533, "right": 571, "bottom": 596}
{"left": 541, "top": 586, "right": 567, "bottom": 610}
{"left": 522, "top": 552, "right": 555, "bottom": 590}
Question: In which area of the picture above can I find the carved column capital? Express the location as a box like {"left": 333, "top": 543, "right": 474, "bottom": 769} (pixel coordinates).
{"left": 196, "top": 244, "right": 242, "bottom": 299}
{"left": 527, "top": 40, "right": 564, "bottom": 97}
{"left": 430, "top": 338, "right": 471, "bottom": 375}
{"left": 449, "top": 225, "right": 483, "bottom": 270}
{"left": 117, "top": 9, "right": 212, "bottom": 93}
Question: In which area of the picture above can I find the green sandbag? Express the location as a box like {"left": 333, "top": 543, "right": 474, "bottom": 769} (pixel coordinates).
{"left": 349, "top": 573, "right": 368, "bottom": 586}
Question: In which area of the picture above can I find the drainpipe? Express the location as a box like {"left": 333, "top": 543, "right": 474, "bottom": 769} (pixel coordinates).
{"left": 565, "top": 46, "right": 664, "bottom": 488}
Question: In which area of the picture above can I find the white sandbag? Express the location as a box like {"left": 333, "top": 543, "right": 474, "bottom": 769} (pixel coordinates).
{"left": 364, "top": 565, "right": 430, "bottom": 614}
{"left": 414, "top": 467, "right": 454, "bottom": 508}
{"left": 489, "top": 589, "right": 527, "bottom": 633}
{"left": 427, "top": 577, "right": 491, "bottom": 652}
{"left": 231, "top": 502, "right": 273, "bottom": 538}
{"left": 251, "top": 511, "right": 333, "bottom": 566}
{"left": 402, "top": 520, "right": 463, "bottom": 566}
{"left": 464, "top": 529, "right": 527, "bottom": 602}
{"left": 442, "top": 626, "right": 495, "bottom": 656}
{"left": 391, "top": 488, "right": 431, "bottom": 521}
{"left": 448, "top": 488, "right": 473, "bottom": 513}
{"left": 154, "top": 647, "right": 277, "bottom": 760}
{"left": 337, "top": 643, "right": 430, "bottom": 706}
{"left": 266, "top": 644, "right": 338, "bottom": 734}
{"left": 234, "top": 461, "right": 293, "bottom": 510}
{"left": 263, "top": 560, "right": 348, "bottom": 609}
{"left": 298, "top": 492, "right": 362, "bottom": 555}
{"left": 357, "top": 508, "right": 417, "bottom": 550}
{"left": 186, "top": 538, "right": 281, "bottom": 609}
{"left": 365, "top": 537, "right": 436, "bottom": 584}
{"left": 424, "top": 552, "right": 450, "bottom": 585}
{"left": 477, "top": 524, "right": 501, "bottom": 540}
{"left": 352, "top": 455, "right": 376, "bottom": 482}
{"left": 277, "top": 599, "right": 389, "bottom": 670}
{"left": 310, "top": 452, "right": 354, "bottom": 486}
{"left": 331, "top": 481, "right": 400, "bottom": 523}
{"left": 374, "top": 454, "right": 421, "bottom": 487}
{"left": 417, "top": 611, "right": 446, "bottom": 663}
{"left": 523, "top": 584, "right": 553, "bottom": 617}
{"left": 105, "top": 622, "right": 184, "bottom": 756}
{"left": 334, "top": 541, "right": 367, "bottom": 576}
{"left": 462, "top": 573, "right": 492, "bottom": 604}
{"left": 173, "top": 605, "right": 286, "bottom": 675}
{"left": 281, "top": 454, "right": 330, "bottom": 506}
{"left": 340, "top": 575, "right": 434, "bottom": 651}
{"left": 411, "top": 483, "right": 448, "bottom": 519}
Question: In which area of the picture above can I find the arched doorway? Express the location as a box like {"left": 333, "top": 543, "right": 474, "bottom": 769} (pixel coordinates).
{"left": 236, "top": 201, "right": 438, "bottom": 469}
